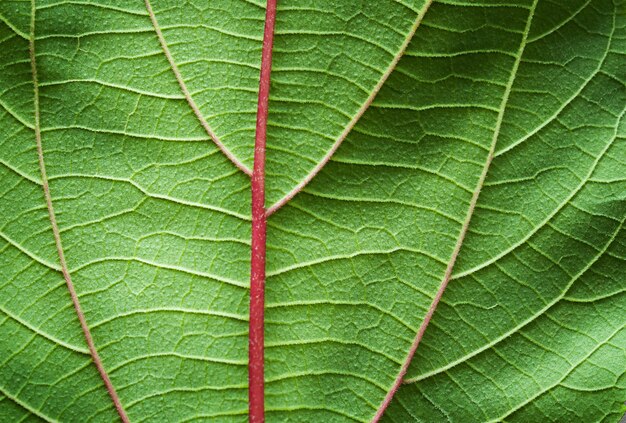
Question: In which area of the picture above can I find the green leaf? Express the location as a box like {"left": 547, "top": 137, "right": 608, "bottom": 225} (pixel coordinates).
{"left": 0, "top": 0, "right": 624, "bottom": 422}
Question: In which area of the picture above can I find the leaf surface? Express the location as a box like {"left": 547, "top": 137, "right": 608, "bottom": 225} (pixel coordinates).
{"left": 0, "top": 0, "right": 624, "bottom": 422}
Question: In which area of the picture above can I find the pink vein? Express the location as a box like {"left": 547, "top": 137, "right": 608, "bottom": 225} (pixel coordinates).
{"left": 370, "top": 1, "right": 538, "bottom": 420}
{"left": 264, "top": 0, "right": 433, "bottom": 216}
{"left": 144, "top": 0, "right": 252, "bottom": 176}
{"left": 29, "top": 3, "right": 129, "bottom": 421}
{"left": 249, "top": 0, "right": 278, "bottom": 420}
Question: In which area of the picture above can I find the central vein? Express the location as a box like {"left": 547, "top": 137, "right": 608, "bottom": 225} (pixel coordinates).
{"left": 249, "top": 0, "right": 278, "bottom": 421}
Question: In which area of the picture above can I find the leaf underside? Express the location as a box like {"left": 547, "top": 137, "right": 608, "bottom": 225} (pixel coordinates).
{"left": 0, "top": 0, "right": 624, "bottom": 422}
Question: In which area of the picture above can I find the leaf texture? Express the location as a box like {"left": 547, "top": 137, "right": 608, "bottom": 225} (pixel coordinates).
{"left": 0, "top": 0, "right": 624, "bottom": 422}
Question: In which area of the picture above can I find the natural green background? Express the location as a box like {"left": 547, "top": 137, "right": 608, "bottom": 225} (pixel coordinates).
{"left": 0, "top": 0, "right": 624, "bottom": 422}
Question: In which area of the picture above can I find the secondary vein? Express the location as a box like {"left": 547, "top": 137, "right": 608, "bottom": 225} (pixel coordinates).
{"left": 29, "top": 2, "right": 129, "bottom": 421}
{"left": 144, "top": 0, "right": 252, "bottom": 176}
{"left": 265, "top": 0, "right": 434, "bottom": 216}
{"left": 371, "top": 1, "right": 539, "bottom": 420}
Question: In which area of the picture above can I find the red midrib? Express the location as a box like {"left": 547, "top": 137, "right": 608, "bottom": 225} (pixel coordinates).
{"left": 249, "top": 0, "right": 278, "bottom": 421}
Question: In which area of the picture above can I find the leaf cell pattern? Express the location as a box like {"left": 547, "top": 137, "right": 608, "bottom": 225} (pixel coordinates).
{"left": 0, "top": 0, "right": 624, "bottom": 422}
